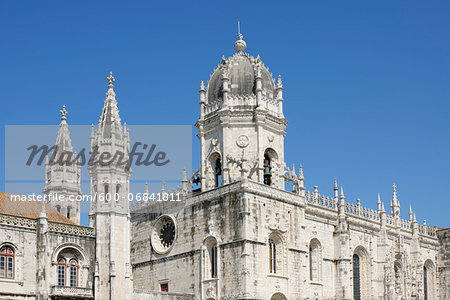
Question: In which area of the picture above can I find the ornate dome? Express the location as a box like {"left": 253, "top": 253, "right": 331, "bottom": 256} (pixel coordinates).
{"left": 206, "top": 35, "right": 276, "bottom": 104}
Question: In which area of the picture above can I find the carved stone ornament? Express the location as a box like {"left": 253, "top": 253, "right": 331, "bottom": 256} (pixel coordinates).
{"left": 236, "top": 135, "right": 249, "bottom": 148}
{"left": 151, "top": 215, "right": 177, "bottom": 254}
{"left": 206, "top": 283, "right": 216, "bottom": 299}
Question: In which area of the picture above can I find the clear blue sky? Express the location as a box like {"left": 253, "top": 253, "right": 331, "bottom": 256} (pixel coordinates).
{"left": 1, "top": 1, "right": 449, "bottom": 227}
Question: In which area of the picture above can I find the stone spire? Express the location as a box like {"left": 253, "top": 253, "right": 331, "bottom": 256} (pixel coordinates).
{"left": 334, "top": 179, "right": 339, "bottom": 201}
{"left": 298, "top": 165, "right": 305, "bottom": 195}
{"left": 99, "top": 72, "right": 122, "bottom": 138}
{"left": 377, "top": 193, "right": 381, "bottom": 211}
{"left": 144, "top": 181, "right": 149, "bottom": 195}
{"left": 43, "top": 105, "right": 82, "bottom": 224}
{"left": 339, "top": 187, "right": 346, "bottom": 216}
{"left": 390, "top": 183, "right": 401, "bottom": 227}
{"left": 392, "top": 183, "right": 398, "bottom": 206}
{"left": 39, "top": 199, "right": 47, "bottom": 219}
{"left": 55, "top": 105, "right": 73, "bottom": 152}
{"left": 409, "top": 204, "right": 413, "bottom": 221}
{"left": 199, "top": 81, "right": 206, "bottom": 119}
{"left": 89, "top": 72, "right": 133, "bottom": 300}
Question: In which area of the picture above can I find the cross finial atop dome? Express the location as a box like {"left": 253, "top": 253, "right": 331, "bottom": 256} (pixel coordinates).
{"left": 234, "top": 21, "right": 247, "bottom": 53}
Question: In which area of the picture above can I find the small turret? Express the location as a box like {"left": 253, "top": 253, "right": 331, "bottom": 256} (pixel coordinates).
{"left": 334, "top": 179, "right": 339, "bottom": 201}
{"left": 199, "top": 81, "right": 206, "bottom": 119}
{"left": 375, "top": 194, "right": 379, "bottom": 211}
{"left": 339, "top": 187, "right": 346, "bottom": 216}
{"left": 298, "top": 165, "right": 305, "bottom": 196}
{"left": 276, "top": 75, "right": 284, "bottom": 117}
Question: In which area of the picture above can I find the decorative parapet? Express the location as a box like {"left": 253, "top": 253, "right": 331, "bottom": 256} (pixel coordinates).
{"left": 305, "top": 191, "right": 337, "bottom": 211}
{"left": 344, "top": 202, "right": 379, "bottom": 221}
{"left": 48, "top": 222, "right": 95, "bottom": 238}
{"left": 418, "top": 224, "right": 437, "bottom": 237}
{"left": 134, "top": 290, "right": 195, "bottom": 300}
{"left": 51, "top": 285, "right": 94, "bottom": 298}
{"left": 0, "top": 214, "right": 37, "bottom": 229}
{"left": 0, "top": 213, "right": 95, "bottom": 237}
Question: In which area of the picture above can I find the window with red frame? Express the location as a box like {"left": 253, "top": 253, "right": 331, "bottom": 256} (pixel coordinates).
{"left": 57, "top": 258, "right": 66, "bottom": 286}
{"left": 0, "top": 246, "right": 14, "bottom": 279}
{"left": 69, "top": 259, "right": 78, "bottom": 287}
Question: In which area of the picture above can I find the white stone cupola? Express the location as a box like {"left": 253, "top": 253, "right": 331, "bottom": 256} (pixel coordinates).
{"left": 196, "top": 34, "right": 287, "bottom": 190}
{"left": 43, "top": 105, "right": 82, "bottom": 224}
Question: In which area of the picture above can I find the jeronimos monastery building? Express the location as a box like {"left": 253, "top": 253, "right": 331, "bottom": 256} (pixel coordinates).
{"left": 0, "top": 34, "right": 449, "bottom": 300}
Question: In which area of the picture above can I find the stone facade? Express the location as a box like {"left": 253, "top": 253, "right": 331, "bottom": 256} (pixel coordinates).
{"left": 0, "top": 34, "right": 448, "bottom": 300}
{"left": 130, "top": 34, "right": 445, "bottom": 300}
{"left": 0, "top": 198, "right": 95, "bottom": 299}
{"left": 437, "top": 229, "right": 450, "bottom": 300}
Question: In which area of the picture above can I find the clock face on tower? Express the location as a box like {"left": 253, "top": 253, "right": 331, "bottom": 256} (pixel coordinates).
{"left": 151, "top": 215, "right": 177, "bottom": 254}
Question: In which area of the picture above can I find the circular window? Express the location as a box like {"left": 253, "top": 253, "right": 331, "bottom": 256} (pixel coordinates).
{"left": 151, "top": 215, "right": 176, "bottom": 254}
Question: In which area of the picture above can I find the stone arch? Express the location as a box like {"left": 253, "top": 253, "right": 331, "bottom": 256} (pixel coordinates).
{"left": 270, "top": 292, "right": 287, "bottom": 300}
{"left": 393, "top": 255, "right": 403, "bottom": 296}
{"left": 263, "top": 148, "right": 278, "bottom": 186}
{"left": 52, "top": 243, "right": 88, "bottom": 287}
{"left": 423, "top": 259, "right": 436, "bottom": 300}
{"left": 309, "top": 238, "right": 322, "bottom": 282}
{"left": 202, "top": 236, "right": 219, "bottom": 279}
{"left": 207, "top": 151, "right": 222, "bottom": 188}
{"left": 353, "top": 245, "right": 371, "bottom": 300}
{"left": 52, "top": 243, "right": 88, "bottom": 264}
{"left": 0, "top": 242, "right": 19, "bottom": 255}
{"left": 268, "top": 231, "right": 285, "bottom": 275}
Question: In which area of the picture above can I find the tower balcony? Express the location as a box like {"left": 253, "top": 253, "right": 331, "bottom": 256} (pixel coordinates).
{"left": 50, "top": 285, "right": 94, "bottom": 299}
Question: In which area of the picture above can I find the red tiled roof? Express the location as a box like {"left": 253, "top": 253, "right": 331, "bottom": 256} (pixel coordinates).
{"left": 0, "top": 192, "right": 77, "bottom": 225}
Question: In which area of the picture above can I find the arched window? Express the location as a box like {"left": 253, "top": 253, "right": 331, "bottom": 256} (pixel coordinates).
{"left": 207, "top": 152, "right": 222, "bottom": 189}
{"left": 309, "top": 239, "right": 321, "bottom": 282}
{"left": 104, "top": 184, "right": 109, "bottom": 194}
{"left": 56, "top": 248, "right": 83, "bottom": 287}
{"left": 423, "top": 259, "right": 435, "bottom": 300}
{"left": 353, "top": 254, "right": 361, "bottom": 300}
{"left": 66, "top": 206, "right": 71, "bottom": 219}
{"left": 204, "top": 238, "right": 218, "bottom": 279}
{"left": 263, "top": 153, "right": 272, "bottom": 185}
{"left": 268, "top": 233, "right": 283, "bottom": 275}
{"left": 263, "top": 148, "right": 278, "bottom": 186}
{"left": 269, "top": 238, "right": 276, "bottom": 273}
{"left": 423, "top": 266, "right": 428, "bottom": 300}
{"left": 214, "top": 158, "right": 222, "bottom": 187}
{"left": 353, "top": 246, "right": 370, "bottom": 300}
{"left": 57, "top": 258, "right": 66, "bottom": 286}
{"left": 56, "top": 205, "right": 61, "bottom": 213}
{"left": 0, "top": 246, "right": 14, "bottom": 279}
{"left": 69, "top": 259, "right": 78, "bottom": 287}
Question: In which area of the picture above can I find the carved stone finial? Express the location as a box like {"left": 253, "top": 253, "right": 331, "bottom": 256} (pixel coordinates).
{"left": 60, "top": 105, "right": 68, "bottom": 121}
{"left": 234, "top": 33, "right": 247, "bottom": 53}
{"left": 392, "top": 183, "right": 398, "bottom": 205}
{"left": 277, "top": 75, "right": 283, "bottom": 89}
{"left": 107, "top": 72, "right": 115, "bottom": 86}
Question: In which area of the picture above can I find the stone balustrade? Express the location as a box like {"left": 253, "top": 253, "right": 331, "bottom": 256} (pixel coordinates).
{"left": 51, "top": 285, "right": 94, "bottom": 298}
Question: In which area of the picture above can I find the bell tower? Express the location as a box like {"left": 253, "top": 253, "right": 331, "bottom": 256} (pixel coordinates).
{"left": 89, "top": 73, "right": 133, "bottom": 300}
{"left": 43, "top": 105, "right": 82, "bottom": 224}
{"left": 196, "top": 34, "right": 288, "bottom": 191}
